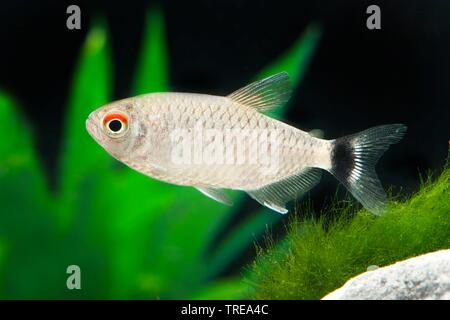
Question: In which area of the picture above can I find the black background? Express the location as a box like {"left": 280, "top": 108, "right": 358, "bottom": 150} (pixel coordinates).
{"left": 0, "top": 1, "right": 449, "bottom": 219}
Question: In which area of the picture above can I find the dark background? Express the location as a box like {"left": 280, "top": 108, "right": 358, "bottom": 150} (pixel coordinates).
{"left": 0, "top": 0, "right": 449, "bottom": 256}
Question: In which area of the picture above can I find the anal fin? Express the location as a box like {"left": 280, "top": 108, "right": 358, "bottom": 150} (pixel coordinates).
{"left": 196, "top": 187, "right": 233, "bottom": 206}
{"left": 246, "top": 167, "right": 322, "bottom": 214}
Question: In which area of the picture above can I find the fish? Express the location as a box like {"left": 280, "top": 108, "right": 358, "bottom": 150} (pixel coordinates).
{"left": 86, "top": 72, "right": 407, "bottom": 215}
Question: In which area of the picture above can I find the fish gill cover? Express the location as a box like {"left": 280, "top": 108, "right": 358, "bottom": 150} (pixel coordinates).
{"left": 0, "top": 7, "right": 321, "bottom": 299}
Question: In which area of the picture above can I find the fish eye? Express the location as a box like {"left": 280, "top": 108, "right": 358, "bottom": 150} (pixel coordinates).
{"left": 103, "top": 112, "right": 129, "bottom": 137}
{"left": 108, "top": 119, "right": 123, "bottom": 132}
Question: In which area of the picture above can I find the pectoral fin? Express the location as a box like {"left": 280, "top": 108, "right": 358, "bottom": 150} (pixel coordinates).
{"left": 196, "top": 187, "right": 233, "bottom": 206}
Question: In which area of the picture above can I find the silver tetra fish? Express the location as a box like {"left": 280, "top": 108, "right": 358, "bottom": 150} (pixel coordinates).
{"left": 86, "top": 72, "right": 406, "bottom": 214}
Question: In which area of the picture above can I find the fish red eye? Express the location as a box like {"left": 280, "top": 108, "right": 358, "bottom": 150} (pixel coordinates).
{"left": 103, "top": 113, "right": 129, "bottom": 136}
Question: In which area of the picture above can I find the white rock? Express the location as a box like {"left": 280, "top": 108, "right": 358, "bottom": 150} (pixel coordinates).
{"left": 322, "top": 249, "right": 450, "bottom": 300}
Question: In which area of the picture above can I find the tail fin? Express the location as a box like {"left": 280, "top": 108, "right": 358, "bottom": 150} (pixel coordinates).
{"left": 330, "top": 124, "right": 407, "bottom": 214}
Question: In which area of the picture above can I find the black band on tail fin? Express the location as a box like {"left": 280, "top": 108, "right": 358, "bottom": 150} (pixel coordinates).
{"left": 331, "top": 124, "right": 407, "bottom": 215}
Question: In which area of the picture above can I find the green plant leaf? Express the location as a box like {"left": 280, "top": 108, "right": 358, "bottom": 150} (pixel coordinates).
{"left": 206, "top": 210, "right": 280, "bottom": 279}
{"left": 133, "top": 7, "right": 169, "bottom": 94}
{"left": 258, "top": 23, "right": 322, "bottom": 119}
{"left": 0, "top": 92, "right": 51, "bottom": 232}
{"left": 0, "top": 92, "right": 62, "bottom": 298}
{"left": 59, "top": 21, "right": 113, "bottom": 227}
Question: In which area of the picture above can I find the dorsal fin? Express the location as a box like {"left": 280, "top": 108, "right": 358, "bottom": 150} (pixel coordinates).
{"left": 227, "top": 72, "right": 292, "bottom": 112}
{"left": 246, "top": 167, "right": 322, "bottom": 214}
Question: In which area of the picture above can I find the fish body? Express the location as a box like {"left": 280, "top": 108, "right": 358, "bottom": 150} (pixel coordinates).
{"left": 86, "top": 72, "right": 406, "bottom": 214}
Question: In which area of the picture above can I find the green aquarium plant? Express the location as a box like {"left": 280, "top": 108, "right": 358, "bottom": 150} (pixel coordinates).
{"left": 248, "top": 157, "right": 450, "bottom": 300}
{"left": 0, "top": 8, "right": 321, "bottom": 299}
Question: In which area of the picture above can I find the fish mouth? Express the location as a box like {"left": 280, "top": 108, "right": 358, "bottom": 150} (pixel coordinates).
{"left": 86, "top": 112, "right": 102, "bottom": 143}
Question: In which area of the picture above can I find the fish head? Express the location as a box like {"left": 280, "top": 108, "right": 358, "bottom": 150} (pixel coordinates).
{"left": 86, "top": 98, "right": 146, "bottom": 160}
